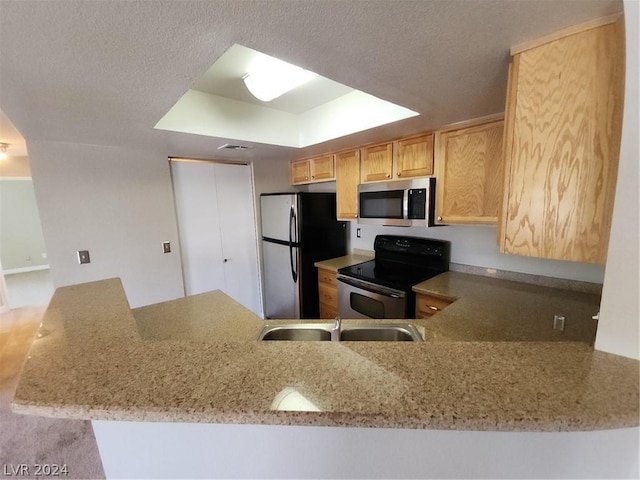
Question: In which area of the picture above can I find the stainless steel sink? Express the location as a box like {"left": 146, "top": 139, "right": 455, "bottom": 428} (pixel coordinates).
{"left": 340, "top": 324, "right": 422, "bottom": 342}
{"left": 257, "top": 323, "right": 423, "bottom": 342}
{"left": 258, "top": 324, "right": 332, "bottom": 341}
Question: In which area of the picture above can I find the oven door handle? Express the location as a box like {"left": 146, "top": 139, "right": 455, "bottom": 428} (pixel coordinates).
{"left": 337, "top": 275, "right": 406, "bottom": 299}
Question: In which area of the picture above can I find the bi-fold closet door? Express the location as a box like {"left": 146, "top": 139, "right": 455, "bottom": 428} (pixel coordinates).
{"left": 170, "top": 160, "right": 262, "bottom": 317}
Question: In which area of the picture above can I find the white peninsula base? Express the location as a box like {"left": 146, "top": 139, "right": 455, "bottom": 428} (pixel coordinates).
{"left": 93, "top": 421, "right": 639, "bottom": 479}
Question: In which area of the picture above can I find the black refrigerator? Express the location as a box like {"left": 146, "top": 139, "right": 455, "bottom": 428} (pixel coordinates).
{"left": 260, "top": 192, "right": 348, "bottom": 319}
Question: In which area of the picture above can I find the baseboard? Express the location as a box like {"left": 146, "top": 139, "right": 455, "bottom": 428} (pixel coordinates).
{"left": 3, "top": 265, "right": 50, "bottom": 275}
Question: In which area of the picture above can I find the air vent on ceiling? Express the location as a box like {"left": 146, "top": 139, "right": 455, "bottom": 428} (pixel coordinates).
{"left": 217, "top": 143, "right": 252, "bottom": 151}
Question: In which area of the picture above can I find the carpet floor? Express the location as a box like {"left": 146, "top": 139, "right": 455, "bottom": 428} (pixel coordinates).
{"left": 0, "top": 307, "right": 105, "bottom": 479}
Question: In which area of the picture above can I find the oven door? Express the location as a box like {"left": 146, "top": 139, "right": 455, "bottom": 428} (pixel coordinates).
{"left": 337, "top": 275, "right": 407, "bottom": 319}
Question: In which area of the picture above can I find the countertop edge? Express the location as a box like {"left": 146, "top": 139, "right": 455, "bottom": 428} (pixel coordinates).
{"left": 314, "top": 254, "right": 373, "bottom": 272}
{"left": 11, "top": 401, "right": 638, "bottom": 432}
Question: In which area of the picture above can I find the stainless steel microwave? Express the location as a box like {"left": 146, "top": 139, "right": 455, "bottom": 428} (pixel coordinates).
{"left": 358, "top": 177, "right": 436, "bottom": 227}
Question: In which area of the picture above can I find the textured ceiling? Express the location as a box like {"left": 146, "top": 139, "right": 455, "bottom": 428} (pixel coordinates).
{"left": 0, "top": 0, "right": 624, "bottom": 162}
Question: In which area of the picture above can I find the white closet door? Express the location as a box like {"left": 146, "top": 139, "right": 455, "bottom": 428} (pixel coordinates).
{"left": 171, "top": 161, "right": 226, "bottom": 296}
{"left": 214, "top": 163, "right": 261, "bottom": 316}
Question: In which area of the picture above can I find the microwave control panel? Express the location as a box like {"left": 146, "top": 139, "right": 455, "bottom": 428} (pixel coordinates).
{"left": 408, "top": 188, "right": 427, "bottom": 219}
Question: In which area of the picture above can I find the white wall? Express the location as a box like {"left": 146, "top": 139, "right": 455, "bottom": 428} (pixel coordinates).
{"left": 298, "top": 90, "right": 418, "bottom": 146}
{"left": 595, "top": 0, "right": 640, "bottom": 360}
{"left": 27, "top": 141, "right": 184, "bottom": 308}
{"left": 155, "top": 90, "right": 300, "bottom": 147}
{"left": 350, "top": 224, "right": 606, "bottom": 283}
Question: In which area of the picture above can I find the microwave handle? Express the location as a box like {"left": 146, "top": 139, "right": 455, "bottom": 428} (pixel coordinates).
{"left": 403, "top": 189, "right": 410, "bottom": 220}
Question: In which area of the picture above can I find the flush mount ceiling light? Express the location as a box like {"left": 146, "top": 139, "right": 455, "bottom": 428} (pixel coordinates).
{"left": 242, "top": 55, "right": 317, "bottom": 102}
{"left": 0, "top": 143, "right": 9, "bottom": 160}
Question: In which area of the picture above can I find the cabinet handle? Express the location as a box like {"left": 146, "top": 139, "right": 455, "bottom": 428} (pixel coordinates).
{"left": 311, "top": 175, "right": 315, "bottom": 179}
{"left": 428, "top": 305, "right": 440, "bottom": 311}
{"left": 437, "top": 216, "right": 443, "bottom": 221}
{"left": 305, "top": 176, "right": 309, "bottom": 180}
{"left": 397, "top": 172, "right": 402, "bottom": 177}
{"left": 386, "top": 173, "right": 391, "bottom": 178}
{"left": 224, "top": 258, "right": 229, "bottom": 263}
{"left": 354, "top": 214, "right": 358, "bottom": 218}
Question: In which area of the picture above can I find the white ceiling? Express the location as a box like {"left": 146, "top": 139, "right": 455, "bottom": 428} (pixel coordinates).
{"left": 191, "top": 44, "right": 354, "bottom": 114}
{"left": 0, "top": 0, "right": 624, "bottom": 163}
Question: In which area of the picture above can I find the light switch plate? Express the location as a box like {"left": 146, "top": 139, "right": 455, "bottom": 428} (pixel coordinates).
{"left": 77, "top": 250, "right": 90, "bottom": 264}
{"left": 553, "top": 314, "right": 565, "bottom": 331}
{"left": 162, "top": 241, "right": 171, "bottom": 253}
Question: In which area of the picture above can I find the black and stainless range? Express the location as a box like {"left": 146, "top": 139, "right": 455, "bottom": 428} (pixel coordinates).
{"left": 337, "top": 235, "right": 450, "bottom": 319}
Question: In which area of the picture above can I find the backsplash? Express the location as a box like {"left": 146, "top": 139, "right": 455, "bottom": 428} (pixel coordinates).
{"left": 350, "top": 224, "right": 605, "bottom": 285}
{"left": 449, "top": 263, "right": 603, "bottom": 295}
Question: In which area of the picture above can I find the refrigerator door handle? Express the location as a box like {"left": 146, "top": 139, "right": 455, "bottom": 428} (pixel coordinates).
{"left": 289, "top": 206, "right": 298, "bottom": 283}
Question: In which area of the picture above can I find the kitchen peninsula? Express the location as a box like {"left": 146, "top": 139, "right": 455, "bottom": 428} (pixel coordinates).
{"left": 12, "top": 277, "right": 639, "bottom": 478}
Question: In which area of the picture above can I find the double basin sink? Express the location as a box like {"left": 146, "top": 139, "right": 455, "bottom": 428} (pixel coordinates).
{"left": 257, "top": 322, "right": 423, "bottom": 342}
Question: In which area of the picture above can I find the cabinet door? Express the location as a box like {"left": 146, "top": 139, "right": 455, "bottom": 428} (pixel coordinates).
{"left": 435, "top": 121, "right": 504, "bottom": 224}
{"left": 310, "top": 155, "right": 335, "bottom": 182}
{"left": 335, "top": 149, "right": 360, "bottom": 221}
{"left": 415, "top": 293, "right": 453, "bottom": 319}
{"left": 500, "top": 20, "right": 624, "bottom": 264}
{"left": 360, "top": 143, "right": 393, "bottom": 183}
{"left": 394, "top": 134, "right": 434, "bottom": 179}
{"left": 290, "top": 160, "right": 310, "bottom": 185}
{"left": 317, "top": 268, "right": 338, "bottom": 319}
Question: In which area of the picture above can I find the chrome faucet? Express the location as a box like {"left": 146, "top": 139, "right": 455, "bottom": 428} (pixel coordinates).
{"left": 331, "top": 316, "right": 342, "bottom": 342}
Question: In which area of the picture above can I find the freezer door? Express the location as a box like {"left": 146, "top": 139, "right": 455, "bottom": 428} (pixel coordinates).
{"left": 262, "top": 240, "right": 300, "bottom": 319}
{"left": 261, "top": 194, "right": 298, "bottom": 243}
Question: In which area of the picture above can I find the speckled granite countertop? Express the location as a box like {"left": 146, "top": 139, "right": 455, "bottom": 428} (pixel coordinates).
{"left": 314, "top": 253, "right": 373, "bottom": 272}
{"left": 12, "top": 278, "right": 639, "bottom": 432}
{"left": 413, "top": 272, "right": 601, "bottom": 344}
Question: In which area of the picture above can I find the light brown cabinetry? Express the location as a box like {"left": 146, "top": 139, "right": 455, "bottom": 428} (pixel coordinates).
{"left": 360, "top": 135, "right": 434, "bottom": 183}
{"left": 318, "top": 268, "right": 338, "bottom": 319}
{"left": 415, "top": 293, "right": 454, "bottom": 319}
{"left": 499, "top": 18, "right": 624, "bottom": 264}
{"left": 335, "top": 149, "right": 360, "bottom": 221}
{"left": 395, "top": 134, "right": 434, "bottom": 179}
{"left": 290, "top": 159, "right": 311, "bottom": 185}
{"left": 434, "top": 120, "right": 504, "bottom": 224}
{"left": 290, "top": 155, "right": 335, "bottom": 185}
{"left": 360, "top": 142, "right": 394, "bottom": 183}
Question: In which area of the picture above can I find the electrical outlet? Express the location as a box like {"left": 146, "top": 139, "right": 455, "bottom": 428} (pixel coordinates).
{"left": 553, "top": 314, "right": 565, "bottom": 331}
{"left": 162, "top": 241, "right": 171, "bottom": 254}
{"left": 77, "top": 250, "right": 90, "bottom": 264}
{"left": 357, "top": 228, "right": 361, "bottom": 238}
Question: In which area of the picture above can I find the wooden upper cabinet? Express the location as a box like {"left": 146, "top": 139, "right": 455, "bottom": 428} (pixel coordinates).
{"left": 394, "top": 134, "right": 434, "bottom": 179}
{"left": 434, "top": 120, "right": 504, "bottom": 224}
{"left": 310, "top": 154, "right": 335, "bottom": 182}
{"left": 499, "top": 18, "right": 625, "bottom": 264}
{"left": 290, "top": 155, "right": 335, "bottom": 185}
{"left": 335, "top": 149, "right": 360, "bottom": 221}
{"left": 360, "top": 142, "right": 393, "bottom": 183}
{"left": 290, "top": 159, "right": 311, "bottom": 185}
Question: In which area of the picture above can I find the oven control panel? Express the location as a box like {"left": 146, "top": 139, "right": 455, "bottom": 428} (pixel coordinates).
{"left": 374, "top": 235, "right": 448, "bottom": 258}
